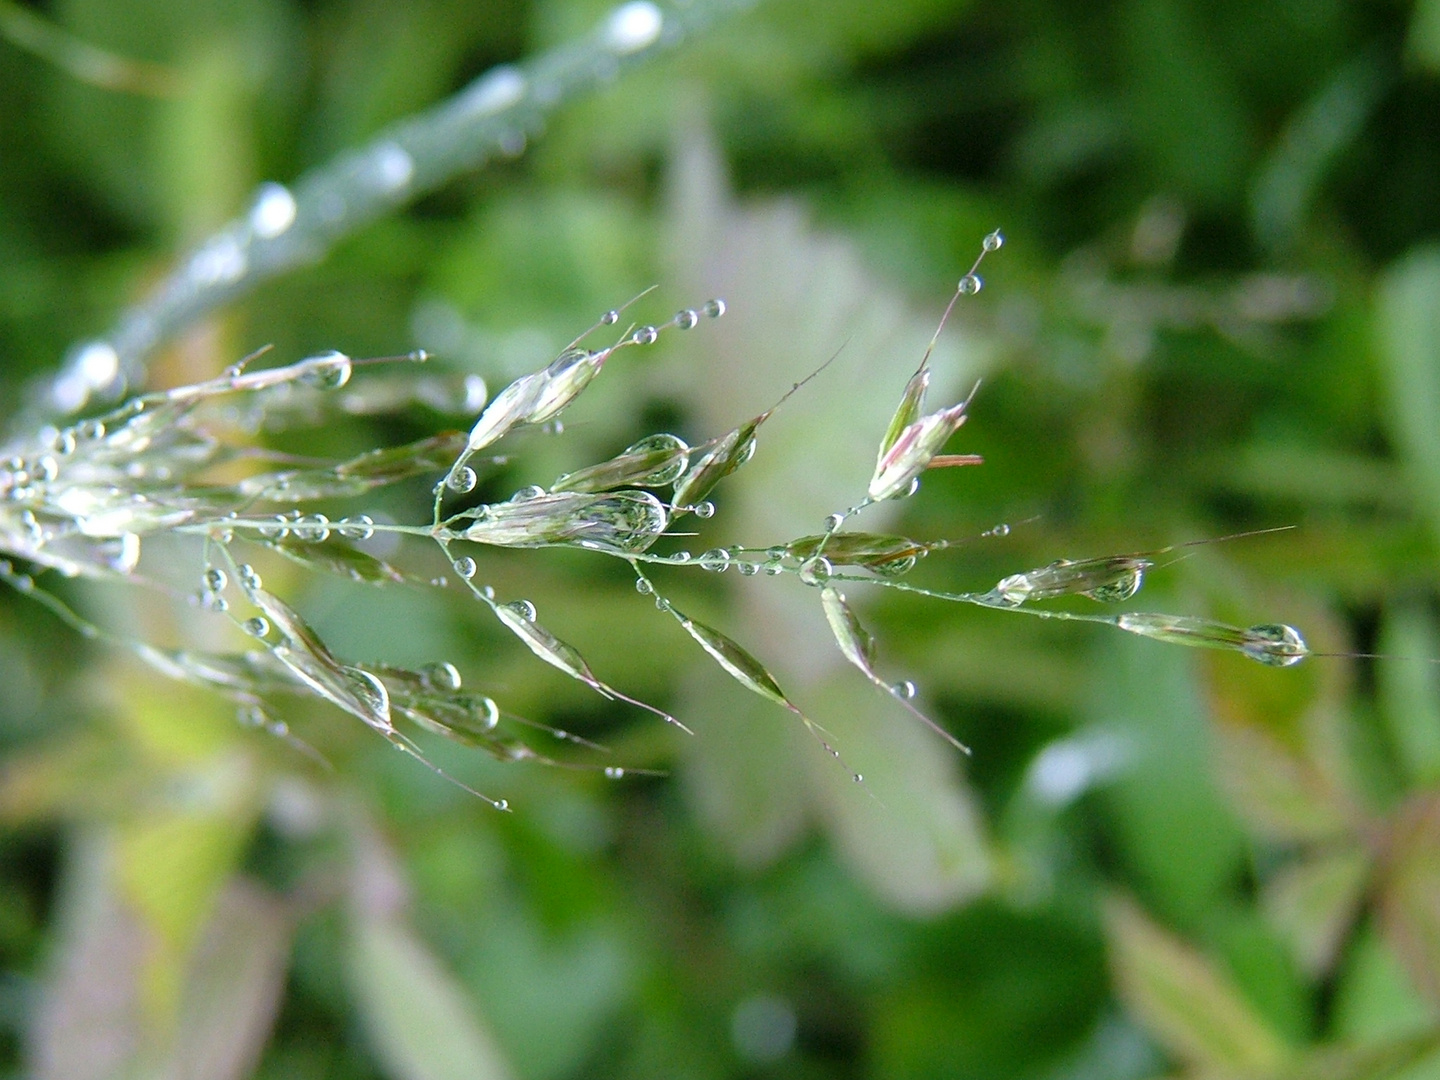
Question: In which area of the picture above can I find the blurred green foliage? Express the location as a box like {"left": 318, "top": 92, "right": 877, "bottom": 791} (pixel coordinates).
{"left": 3, "top": 0, "right": 1440, "bottom": 1078}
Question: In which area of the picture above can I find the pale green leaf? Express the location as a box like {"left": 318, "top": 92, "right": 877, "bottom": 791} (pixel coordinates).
{"left": 1213, "top": 722, "right": 1352, "bottom": 844}
{"left": 1106, "top": 895, "right": 1291, "bottom": 1077}
{"left": 349, "top": 915, "right": 513, "bottom": 1080}
{"left": 1262, "top": 846, "right": 1370, "bottom": 977}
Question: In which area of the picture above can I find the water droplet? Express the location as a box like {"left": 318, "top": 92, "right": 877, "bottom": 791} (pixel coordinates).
{"left": 632, "top": 325, "right": 658, "bottom": 346}
{"left": 824, "top": 513, "right": 844, "bottom": 532}
{"left": 35, "top": 457, "right": 57, "bottom": 483}
{"left": 654, "top": 596, "right": 671, "bottom": 611}
{"left": 703, "top": 298, "right": 726, "bottom": 318}
{"left": 249, "top": 182, "right": 298, "bottom": 238}
{"left": 737, "top": 561, "right": 759, "bottom": 576}
{"left": 203, "top": 568, "right": 227, "bottom": 592}
{"left": 601, "top": 309, "right": 621, "bottom": 325}
{"left": 481, "top": 585, "right": 496, "bottom": 600}
{"left": 604, "top": 0, "right": 663, "bottom": 53}
{"left": 853, "top": 773, "right": 864, "bottom": 783}
{"left": 239, "top": 705, "right": 267, "bottom": 728}
{"left": 695, "top": 500, "right": 716, "bottom": 519}
{"left": 268, "top": 719, "right": 290, "bottom": 737}
{"left": 902, "top": 477, "right": 921, "bottom": 498}
{"left": 297, "top": 514, "right": 331, "bottom": 542}
{"left": 669, "top": 551, "right": 692, "bottom": 564}
{"left": 763, "top": 562, "right": 783, "bottom": 575}
{"left": 990, "top": 523, "right": 1010, "bottom": 537}
{"left": 338, "top": 514, "right": 375, "bottom": 540}
{"left": 237, "top": 564, "right": 262, "bottom": 590}
{"left": 431, "top": 576, "right": 449, "bottom": 588}
{"left": 460, "top": 65, "right": 526, "bottom": 116}
{"left": 420, "top": 661, "right": 463, "bottom": 693}
{"left": 958, "top": 273, "right": 983, "bottom": 295}
{"left": 700, "top": 548, "right": 731, "bottom": 571}
{"left": 498, "top": 128, "right": 527, "bottom": 156}
{"left": 368, "top": 141, "right": 415, "bottom": 192}
{"left": 983, "top": 229, "right": 1005, "bottom": 252}
{"left": 299, "top": 351, "right": 353, "bottom": 390}
{"left": 447, "top": 466, "right": 478, "bottom": 493}
{"left": 635, "top": 578, "right": 654, "bottom": 595}
{"left": 504, "top": 599, "right": 537, "bottom": 622}
{"left": 243, "top": 616, "right": 271, "bottom": 638}
{"left": 259, "top": 515, "right": 289, "bottom": 540}
{"left": 78, "top": 419, "right": 106, "bottom": 441}
{"left": 676, "top": 309, "right": 699, "bottom": 329}
{"left": 604, "top": 766, "right": 625, "bottom": 779}
{"left": 798, "top": 556, "right": 832, "bottom": 586}
{"left": 494, "top": 798, "right": 509, "bottom": 812}
{"left": 541, "top": 419, "right": 565, "bottom": 435}
{"left": 1243, "top": 624, "right": 1309, "bottom": 667}
{"left": 511, "top": 485, "right": 545, "bottom": 502}
{"left": 453, "top": 555, "right": 477, "bottom": 579}
{"left": 891, "top": 680, "right": 917, "bottom": 700}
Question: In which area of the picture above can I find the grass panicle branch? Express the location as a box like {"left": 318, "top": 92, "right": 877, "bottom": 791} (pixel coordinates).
{"left": 23, "top": 0, "right": 758, "bottom": 428}
{"left": 0, "top": 238, "right": 1313, "bottom": 805}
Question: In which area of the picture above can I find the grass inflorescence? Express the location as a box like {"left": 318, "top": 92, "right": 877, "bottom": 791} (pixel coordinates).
{"left": 0, "top": 234, "right": 1312, "bottom": 805}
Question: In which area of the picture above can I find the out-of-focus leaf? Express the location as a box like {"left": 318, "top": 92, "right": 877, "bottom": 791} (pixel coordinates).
{"left": 0, "top": 730, "right": 144, "bottom": 821}
{"left": 348, "top": 825, "right": 513, "bottom": 1080}
{"left": 160, "top": 879, "right": 293, "bottom": 1080}
{"left": 1106, "top": 895, "right": 1290, "bottom": 1077}
{"left": 1380, "top": 795, "right": 1440, "bottom": 1006}
{"left": 1284, "top": 1029, "right": 1440, "bottom": 1080}
{"left": 1332, "top": 923, "right": 1440, "bottom": 1080}
{"left": 679, "top": 665, "right": 809, "bottom": 869}
{"left": 1377, "top": 602, "right": 1440, "bottom": 785}
{"left": 349, "top": 914, "right": 513, "bottom": 1080}
{"left": 1249, "top": 53, "right": 1388, "bottom": 253}
{"left": 1095, "top": 633, "right": 1248, "bottom": 925}
{"left": 804, "top": 675, "right": 990, "bottom": 915}
{"left": 29, "top": 831, "right": 146, "bottom": 1080}
{"left": 1263, "top": 845, "right": 1370, "bottom": 978}
{"left": 1411, "top": 0, "right": 1440, "bottom": 72}
{"left": 1213, "top": 721, "right": 1353, "bottom": 844}
{"left": 114, "top": 772, "right": 259, "bottom": 1021}
{"left": 1377, "top": 249, "right": 1440, "bottom": 543}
